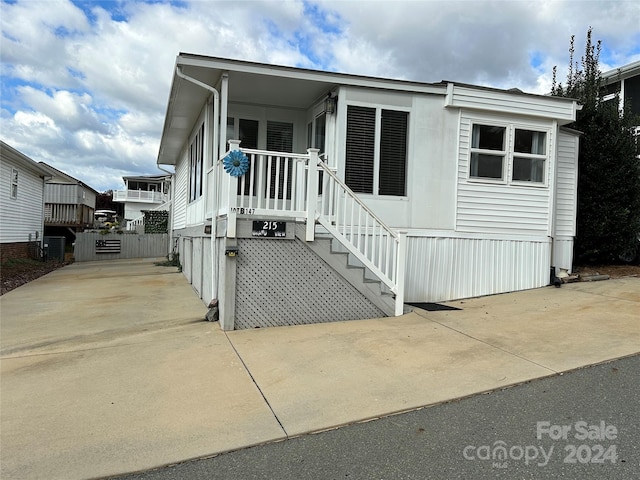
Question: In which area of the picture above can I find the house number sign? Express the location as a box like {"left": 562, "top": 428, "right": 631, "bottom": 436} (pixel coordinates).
{"left": 252, "top": 220, "right": 286, "bottom": 237}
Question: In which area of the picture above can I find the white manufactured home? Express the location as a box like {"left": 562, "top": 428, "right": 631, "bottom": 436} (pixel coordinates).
{"left": 157, "top": 54, "right": 580, "bottom": 330}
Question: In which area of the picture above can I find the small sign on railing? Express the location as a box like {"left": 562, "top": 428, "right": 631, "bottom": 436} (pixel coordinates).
{"left": 252, "top": 221, "right": 286, "bottom": 237}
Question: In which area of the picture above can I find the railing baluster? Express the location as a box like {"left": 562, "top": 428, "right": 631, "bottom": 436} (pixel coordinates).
{"left": 385, "top": 232, "right": 392, "bottom": 278}
{"left": 249, "top": 154, "right": 256, "bottom": 209}
{"left": 290, "top": 158, "right": 297, "bottom": 212}
{"left": 266, "top": 155, "right": 273, "bottom": 210}
{"left": 356, "top": 204, "right": 362, "bottom": 250}
{"left": 342, "top": 193, "right": 348, "bottom": 238}
{"left": 239, "top": 173, "right": 245, "bottom": 207}
{"left": 251, "top": 153, "right": 264, "bottom": 208}
{"left": 273, "top": 156, "right": 279, "bottom": 209}
{"left": 282, "top": 157, "right": 289, "bottom": 212}
{"left": 364, "top": 212, "right": 369, "bottom": 260}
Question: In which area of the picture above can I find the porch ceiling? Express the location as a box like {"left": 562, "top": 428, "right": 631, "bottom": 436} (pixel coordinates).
{"left": 157, "top": 54, "right": 445, "bottom": 166}
{"left": 157, "top": 59, "right": 337, "bottom": 166}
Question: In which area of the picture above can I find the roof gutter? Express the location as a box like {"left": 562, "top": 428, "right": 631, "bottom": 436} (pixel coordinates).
{"left": 175, "top": 65, "right": 220, "bottom": 162}
{"left": 174, "top": 65, "right": 221, "bottom": 304}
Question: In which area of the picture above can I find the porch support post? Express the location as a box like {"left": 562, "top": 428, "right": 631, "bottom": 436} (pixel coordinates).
{"left": 305, "top": 148, "right": 320, "bottom": 241}
{"left": 219, "top": 237, "right": 237, "bottom": 330}
{"left": 395, "top": 231, "right": 407, "bottom": 316}
{"left": 226, "top": 140, "right": 241, "bottom": 238}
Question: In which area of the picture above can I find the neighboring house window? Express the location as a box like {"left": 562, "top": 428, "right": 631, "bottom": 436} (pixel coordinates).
{"left": 470, "top": 124, "right": 547, "bottom": 184}
{"left": 10, "top": 168, "right": 18, "bottom": 199}
{"left": 345, "top": 106, "right": 408, "bottom": 196}
{"left": 189, "top": 124, "right": 204, "bottom": 202}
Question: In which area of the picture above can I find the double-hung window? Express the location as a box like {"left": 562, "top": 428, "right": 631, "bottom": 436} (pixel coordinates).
{"left": 512, "top": 129, "right": 546, "bottom": 183}
{"left": 345, "top": 105, "right": 408, "bottom": 196}
{"left": 470, "top": 123, "right": 547, "bottom": 184}
{"left": 470, "top": 125, "right": 506, "bottom": 180}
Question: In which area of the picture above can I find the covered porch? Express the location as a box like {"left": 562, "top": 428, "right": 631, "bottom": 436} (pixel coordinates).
{"left": 209, "top": 141, "right": 407, "bottom": 318}
{"left": 157, "top": 56, "right": 415, "bottom": 322}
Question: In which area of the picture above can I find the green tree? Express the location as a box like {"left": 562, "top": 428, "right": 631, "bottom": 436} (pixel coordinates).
{"left": 551, "top": 28, "right": 640, "bottom": 264}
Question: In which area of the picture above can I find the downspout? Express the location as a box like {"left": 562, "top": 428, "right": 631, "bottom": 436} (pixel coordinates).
{"left": 549, "top": 120, "right": 559, "bottom": 286}
{"left": 175, "top": 66, "right": 220, "bottom": 303}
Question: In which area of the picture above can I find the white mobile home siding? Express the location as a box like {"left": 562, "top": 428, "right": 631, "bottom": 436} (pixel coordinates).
{"left": 455, "top": 115, "right": 553, "bottom": 235}
{"left": 447, "top": 85, "right": 577, "bottom": 122}
{"left": 1, "top": 156, "right": 45, "bottom": 243}
{"left": 554, "top": 131, "right": 579, "bottom": 237}
{"left": 172, "top": 150, "right": 189, "bottom": 230}
{"left": 552, "top": 130, "right": 580, "bottom": 272}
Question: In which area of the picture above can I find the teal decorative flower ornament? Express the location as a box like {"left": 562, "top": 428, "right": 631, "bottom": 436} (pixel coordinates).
{"left": 223, "top": 150, "right": 250, "bottom": 177}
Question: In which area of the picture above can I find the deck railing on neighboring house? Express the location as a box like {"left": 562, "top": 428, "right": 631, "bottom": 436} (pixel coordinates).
{"left": 113, "top": 190, "right": 166, "bottom": 203}
{"left": 213, "top": 140, "right": 406, "bottom": 315}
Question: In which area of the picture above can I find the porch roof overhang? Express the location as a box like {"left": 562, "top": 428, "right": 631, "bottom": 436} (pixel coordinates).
{"left": 157, "top": 54, "right": 446, "bottom": 166}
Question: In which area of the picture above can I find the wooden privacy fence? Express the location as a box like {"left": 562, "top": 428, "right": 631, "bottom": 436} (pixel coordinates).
{"left": 74, "top": 232, "right": 169, "bottom": 262}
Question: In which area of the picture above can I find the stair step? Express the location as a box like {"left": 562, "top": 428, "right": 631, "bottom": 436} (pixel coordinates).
{"left": 297, "top": 222, "right": 398, "bottom": 317}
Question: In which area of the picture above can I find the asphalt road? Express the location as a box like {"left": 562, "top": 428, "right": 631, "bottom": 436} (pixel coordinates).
{"left": 110, "top": 354, "right": 639, "bottom": 480}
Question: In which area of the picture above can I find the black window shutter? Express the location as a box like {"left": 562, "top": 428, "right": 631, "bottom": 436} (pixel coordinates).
{"left": 379, "top": 110, "right": 408, "bottom": 196}
{"left": 345, "top": 106, "right": 375, "bottom": 194}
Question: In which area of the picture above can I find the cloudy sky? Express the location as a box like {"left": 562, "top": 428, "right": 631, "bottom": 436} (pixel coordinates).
{"left": 1, "top": 0, "right": 639, "bottom": 192}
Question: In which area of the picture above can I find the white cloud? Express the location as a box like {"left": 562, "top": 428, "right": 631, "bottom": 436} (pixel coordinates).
{"left": 1, "top": 0, "right": 638, "bottom": 192}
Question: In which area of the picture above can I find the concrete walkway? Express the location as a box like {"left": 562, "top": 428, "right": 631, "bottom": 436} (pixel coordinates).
{"left": 1, "top": 259, "right": 639, "bottom": 479}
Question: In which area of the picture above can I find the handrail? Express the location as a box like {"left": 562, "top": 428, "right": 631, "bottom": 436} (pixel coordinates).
{"left": 317, "top": 162, "right": 399, "bottom": 241}
{"left": 315, "top": 160, "right": 405, "bottom": 315}
{"left": 213, "top": 141, "right": 405, "bottom": 315}
{"left": 218, "top": 147, "right": 311, "bottom": 162}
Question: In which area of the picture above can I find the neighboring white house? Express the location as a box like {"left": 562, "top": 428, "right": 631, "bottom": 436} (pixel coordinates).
{"left": 156, "top": 54, "right": 581, "bottom": 330}
{"left": 0, "top": 141, "right": 51, "bottom": 263}
{"left": 112, "top": 174, "right": 171, "bottom": 229}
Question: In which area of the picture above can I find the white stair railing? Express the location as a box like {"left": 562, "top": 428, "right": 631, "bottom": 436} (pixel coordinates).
{"left": 315, "top": 160, "right": 406, "bottom": 316}
{"left": 216, "top": 141, "right": 406, "bottom": 316}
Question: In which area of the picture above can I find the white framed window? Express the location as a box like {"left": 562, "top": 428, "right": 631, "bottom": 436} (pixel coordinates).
{"left": 512, "top": 129, "right": 546, "bottom": 183}
{"left": 470, "top": 124, "right": 507, "bottom": 181}
{"left": 10, "top": 168, "right": 18, "bottom": 199}
{"left": 469, "top": 123, "right": 548, "bottom": 185}
{"left": 307, "top": 112, "right": 326, "bottom": 155}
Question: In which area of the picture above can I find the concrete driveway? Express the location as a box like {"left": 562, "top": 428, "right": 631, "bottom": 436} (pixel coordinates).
{"left": 1, "top": 258, "right": 639, "bottom": 479}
